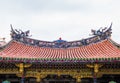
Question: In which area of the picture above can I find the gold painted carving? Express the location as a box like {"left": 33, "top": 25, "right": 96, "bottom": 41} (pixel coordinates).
{"left": 76, "top": 76, "right": 81, "bottom": 83}
{"left": 15, "top": 63, "right": 31, "bottom": 73}
{"left": 25, "top": 69, "right": 93, "bottom": 83}
{"left": 0, "top": 68, "right": 19, "bottom": 74}
{"left": 87, "top": 63, "right": 103, "bottom": 73}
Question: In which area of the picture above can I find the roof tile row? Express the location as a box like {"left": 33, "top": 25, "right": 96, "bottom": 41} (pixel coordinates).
{"left": 0, "top": 39, "right": 120, "bottom": 62}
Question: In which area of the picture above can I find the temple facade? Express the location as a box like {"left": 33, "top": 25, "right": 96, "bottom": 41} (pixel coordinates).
{"left": 0, "top": 24, "right": 120, "bottom": 83}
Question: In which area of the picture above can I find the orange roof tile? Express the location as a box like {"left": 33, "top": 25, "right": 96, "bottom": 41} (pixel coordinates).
{"left": 0, "top": 39, "right": 120, "bottom": 63}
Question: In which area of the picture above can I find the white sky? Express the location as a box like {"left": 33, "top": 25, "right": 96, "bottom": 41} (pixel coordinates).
{"left": 0, "top": 0, "right": 120, "bottom": 43}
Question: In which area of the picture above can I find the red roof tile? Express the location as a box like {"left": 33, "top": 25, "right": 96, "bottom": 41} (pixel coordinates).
{"left": 0, "top": 39, "right": 120, "bottom": 62}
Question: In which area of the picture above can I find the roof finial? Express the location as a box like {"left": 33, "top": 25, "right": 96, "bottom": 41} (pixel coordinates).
{"left": 10, "top": 24, "right": 15, "bottom": 33}
{"left": 59, "top": 37, "right": 62, "bottom": 40}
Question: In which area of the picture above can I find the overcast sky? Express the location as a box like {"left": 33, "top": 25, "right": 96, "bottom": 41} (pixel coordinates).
{"left": 0, "top": 0, "right": 120, "bottom": 43}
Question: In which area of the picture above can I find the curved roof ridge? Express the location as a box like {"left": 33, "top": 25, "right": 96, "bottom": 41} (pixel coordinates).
{"left": 2, "top": 24, "right": 112, "bottom": 50}
{"left": 9, "top": 24, "right": 112, "bottom": 48}
{"left": 13, "top": 39, "right": 107, "bottom": 49}
{"left": 10, "top": 38, "right": 110, "bottom": 50}
{"left": 108, "top": 38, "right": 120, "bottom": 47}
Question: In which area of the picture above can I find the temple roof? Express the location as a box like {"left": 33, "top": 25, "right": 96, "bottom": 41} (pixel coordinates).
{"left": 0, "top": 24, "right": 120, "bottom": 63}
{"left": 0, "top": 39, "right": 120, "bottom": 63}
